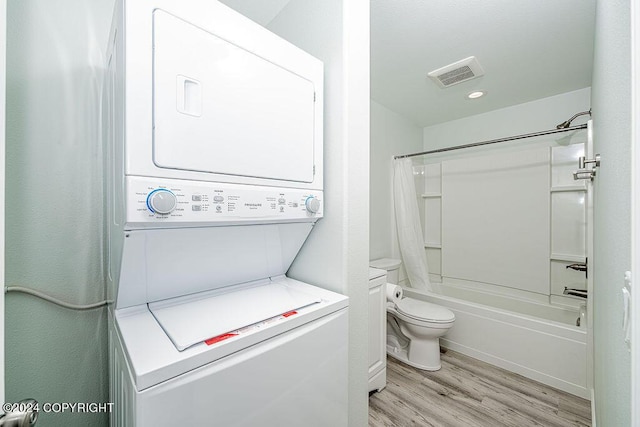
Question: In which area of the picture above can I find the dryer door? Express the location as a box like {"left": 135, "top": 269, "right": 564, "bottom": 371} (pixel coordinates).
{"left": 152, "top": 10, "right": 316, "bottom": 183}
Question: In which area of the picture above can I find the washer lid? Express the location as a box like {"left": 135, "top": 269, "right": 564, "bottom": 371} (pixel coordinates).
{"left": 395, "top": 298, "right": 455, "bottom": 323}
{"left": 149, "top": 281, "right": 321, "bottom": 351}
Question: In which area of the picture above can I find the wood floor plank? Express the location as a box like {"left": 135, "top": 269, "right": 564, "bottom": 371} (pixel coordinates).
{"left": 370, "top": 379, "right": 439, "bottom": 427}
{"left": 480, "top": 396, "right": 549, "bottom": 427}
{"left": 441, "top": 350, "right": 561, "bottom": 409}
{"left": 369, "top": 351, "right": 592, "bottom": 427}
{"left": 384, "top": 358, "right": 539, "bottom": 427}
{"left": 368, "top": 402, "right": 402, "bottom": 427}
{"left": 376, "top": 370, "right": 491, "bottom": 427}
{"left": 426, "top": 355, "right": 564, "bottom": 424}
{"left": 415, "top": 362, "right": 485, "bottom": 402}
{"left": 408, "top": 364, "right": 568, "bottom": 427}
{"left": 557, "top": 395, "right": 592, "bottom": 426}
{"left": 558, "top": 394, "right": 592, "bottom": 420}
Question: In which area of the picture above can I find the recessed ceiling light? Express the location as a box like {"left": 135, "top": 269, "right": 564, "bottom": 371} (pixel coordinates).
{"left": 467, "top": 90, "right": 486, "bottom": 99}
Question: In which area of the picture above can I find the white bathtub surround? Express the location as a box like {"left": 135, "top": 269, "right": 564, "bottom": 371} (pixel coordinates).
{"left": 405, "top": 287, "right": 589, "bottom": 398}
{"left": 440, "top": 146, "right": 551, "bottom": 294}
{"left": 393, "top": 158, "right": 432, "bottom": 291}
{"left": 418, "top": 90, "right": 592, "bottom": 307}
{"left": 420, "top": 139, "right": 588, "bottom": 306}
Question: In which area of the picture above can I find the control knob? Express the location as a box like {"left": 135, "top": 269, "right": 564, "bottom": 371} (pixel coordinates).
{"left": 305, "top": 196, "right": 321, "bottom": 214}
{"left": 147, "top": 189, "right": 177, "bottom": 214}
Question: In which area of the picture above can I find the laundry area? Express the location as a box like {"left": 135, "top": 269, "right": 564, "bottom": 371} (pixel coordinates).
{"left": 3, "top": 0, "right": 369, "bottom": 426}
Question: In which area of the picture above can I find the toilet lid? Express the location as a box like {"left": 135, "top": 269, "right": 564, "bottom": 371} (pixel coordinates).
{"left": 395, "top": 298, "right": 455, "bottom": 323}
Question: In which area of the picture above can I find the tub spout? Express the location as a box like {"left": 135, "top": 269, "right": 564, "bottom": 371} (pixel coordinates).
{"left": 566, "top": 261, "right": 587, "bottom": 278}
{"left": 563, "top": 287, "right": 588, "bottom": 299}
{"left": 566, "top": 263, "right": 587, "bottom": 272}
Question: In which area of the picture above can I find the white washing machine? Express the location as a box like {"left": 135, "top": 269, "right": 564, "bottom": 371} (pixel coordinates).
{"left": 104, "top": 2, "right": 347, "bottom": 425}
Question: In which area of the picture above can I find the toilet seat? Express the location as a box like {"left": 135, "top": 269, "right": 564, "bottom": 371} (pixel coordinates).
{"left": 395, "top": 298, "right": 455, "bottom": 324}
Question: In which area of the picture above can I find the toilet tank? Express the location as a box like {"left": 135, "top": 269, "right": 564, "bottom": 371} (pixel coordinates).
{"left": 369, "top": 258, "right": 402, "bottom": 285}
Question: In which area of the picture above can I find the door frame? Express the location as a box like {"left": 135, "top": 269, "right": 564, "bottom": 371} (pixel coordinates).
{"left": 585, "top": 121, "right": 594, "bottom": 397}
{"left": 632, "top": 0, "right": 640, "bottom": 423}
{"left": 0, "top": 0, "right": 6, "bottom": 406}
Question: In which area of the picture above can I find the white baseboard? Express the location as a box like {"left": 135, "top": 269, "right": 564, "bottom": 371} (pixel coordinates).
{"left": 441, "top": 339, "right": 589, "bottom": 399}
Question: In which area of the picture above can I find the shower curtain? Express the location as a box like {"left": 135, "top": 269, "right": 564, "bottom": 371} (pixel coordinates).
{"left": 393, "top": 158, "right": 432, "bottom": 291}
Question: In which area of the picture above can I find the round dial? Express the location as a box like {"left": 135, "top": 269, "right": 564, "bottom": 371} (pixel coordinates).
{"left": 147, "top": 189, "right": 177, "bottom": 214}
{"left": 305, "top": 196, "right": 321, "bottom": 214}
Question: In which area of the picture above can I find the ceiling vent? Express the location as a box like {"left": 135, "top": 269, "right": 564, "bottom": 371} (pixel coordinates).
{"left": 427, "top": 56, "right": 484, "bottom": 88}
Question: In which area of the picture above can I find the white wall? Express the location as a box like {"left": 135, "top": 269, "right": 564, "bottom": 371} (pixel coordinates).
{"left": 423, "top": 88, "right": 592, "bottom": 150}
{"left": 591, "top": 0, "right": 632, "bottom": 424}
{"left": 370, "top": 100, "right": 423, "bottom": 260}
{"left": 268, "top": 2, "right": 370, "bottom": 426}
{"left": 632, "top": 1, "right": 640, "bottom": 423}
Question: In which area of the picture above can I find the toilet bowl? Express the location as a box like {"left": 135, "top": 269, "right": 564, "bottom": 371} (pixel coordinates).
{"left": 369, "top": 258, "right": 455, "bottom": 371}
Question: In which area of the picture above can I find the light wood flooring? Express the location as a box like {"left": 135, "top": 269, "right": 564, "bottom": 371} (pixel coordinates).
{"left": 369, "top": 350, "right": 591, "bottom": 427}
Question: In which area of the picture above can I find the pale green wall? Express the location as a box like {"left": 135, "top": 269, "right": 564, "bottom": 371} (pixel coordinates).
{"left": 591, "top": 0, "right": 632, "bottom": 424}
{"left": 369, "top": 100, "right": 423, "bottom": 261}
{"left": 5, "top": 1, "right": 113, "bottom": 425}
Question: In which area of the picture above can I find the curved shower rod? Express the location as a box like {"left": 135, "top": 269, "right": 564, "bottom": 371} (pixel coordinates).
{"left": 394, "top": 110, "right": 591, "bottom": 160}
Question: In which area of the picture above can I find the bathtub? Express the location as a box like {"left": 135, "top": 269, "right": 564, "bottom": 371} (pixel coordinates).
{"left": 402, "top": 285, "right": 589, "bottom": 399}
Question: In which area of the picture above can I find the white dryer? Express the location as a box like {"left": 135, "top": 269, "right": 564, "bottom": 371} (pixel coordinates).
{"left": 104, "top": 2, "right": 347, "bottom": 426}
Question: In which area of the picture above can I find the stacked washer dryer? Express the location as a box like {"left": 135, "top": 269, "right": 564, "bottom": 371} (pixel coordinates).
{"left": 104, "top": 1, "right": 348, "bottom": 426}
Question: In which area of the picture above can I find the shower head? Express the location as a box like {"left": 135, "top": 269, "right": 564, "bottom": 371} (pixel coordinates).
{"left": 556, "top": 110, "right": 591, "bottom": 129}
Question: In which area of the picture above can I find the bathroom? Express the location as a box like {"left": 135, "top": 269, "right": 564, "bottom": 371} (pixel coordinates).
{"left": 0, "top": 0, "right": 638, "bottom": 426}
{"left": 368, "top": 0, "right": 636, "bottom": 425}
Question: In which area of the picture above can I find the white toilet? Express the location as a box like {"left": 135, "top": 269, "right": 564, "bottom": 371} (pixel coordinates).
{"left": 369, "top": 258, "right": 455, "bottom": 371}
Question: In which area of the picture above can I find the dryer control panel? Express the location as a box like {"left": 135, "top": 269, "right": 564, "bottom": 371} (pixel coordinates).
{"left": 125, "top": 176, "right": 323, "bottom": 228}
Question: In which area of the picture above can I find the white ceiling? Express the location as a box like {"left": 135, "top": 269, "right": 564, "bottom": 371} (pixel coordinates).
{"left": 220, "top": 0, "right": 596, "bottom": 128}
{"left": 373, "top": 0, "right": 596, "bottom": 127}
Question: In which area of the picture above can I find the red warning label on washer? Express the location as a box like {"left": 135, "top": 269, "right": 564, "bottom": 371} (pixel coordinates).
{"left": 205, "top": 333, "right": 238, "bottom": 346}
